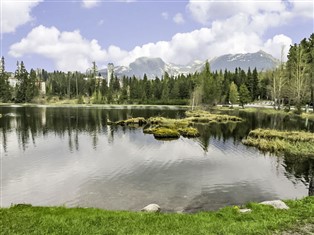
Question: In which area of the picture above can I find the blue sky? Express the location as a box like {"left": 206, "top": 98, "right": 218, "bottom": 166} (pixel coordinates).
{"left": 1, "top": 0, "right": 313, "bottom": 72}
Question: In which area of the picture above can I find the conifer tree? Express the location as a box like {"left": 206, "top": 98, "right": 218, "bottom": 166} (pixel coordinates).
{"left": 239, "top": 84, "right": 251, "bottom": 108}
{"left": 15, "top": 61, "right": 29, "bottom": 103}
{"left": 0, "top": 56, "right": 12, "bottom": 102}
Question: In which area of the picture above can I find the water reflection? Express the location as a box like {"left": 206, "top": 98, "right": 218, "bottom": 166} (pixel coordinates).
{"left": 283, "top": 155, "right": 314, "bottom": 196}
{"left": 0, "top": 106, "right": 313, "bottom": 211}
{"left": 0, "top": 106, "right": 186, "bottom": 152}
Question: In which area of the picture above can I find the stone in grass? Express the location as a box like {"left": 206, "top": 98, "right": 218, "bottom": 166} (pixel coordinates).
{"left": 259, "top": 200, "right": 289, "bottom": 209}
{"left": 239, "top": 208, "right": 252, "bottom": 213}
{"left": 141, "top": 204, "right": 161, "bottom": 213}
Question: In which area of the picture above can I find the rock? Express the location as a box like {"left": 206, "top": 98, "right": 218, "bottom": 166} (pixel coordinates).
{"left": 259, "top": 200, "right": 289, "bottom": 209}
{"left": 239, "top": 208, "right": 252, "bottom": 213}
{"left": 141, "top": 204, "right": 161, "bottom": 213}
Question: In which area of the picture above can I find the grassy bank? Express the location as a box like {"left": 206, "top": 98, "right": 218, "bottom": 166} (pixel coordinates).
{"left": 1, "top": 197, "right": 313, "bottom": 234}
{"left": 243, "top": 128, "right": 314, "bottom": 158}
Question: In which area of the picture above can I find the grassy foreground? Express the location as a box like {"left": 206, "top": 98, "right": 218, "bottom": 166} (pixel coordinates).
{"left": 1, "top": 197, "right": 313, "bottom": 234}
{"left": 243, "top": 128, "right": 314, "bottom": 158}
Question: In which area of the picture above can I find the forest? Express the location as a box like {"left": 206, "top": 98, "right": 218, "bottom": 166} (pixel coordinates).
{"left": 0, "top": 34, "right": 313, "bottom": 113}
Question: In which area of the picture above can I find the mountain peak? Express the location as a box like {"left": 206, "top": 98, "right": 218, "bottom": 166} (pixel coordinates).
{"left": 210, "top": 51, "right": 279, "bottom": 72}
{"left": 100, "top": 51, "right": 278, "bottom": 79}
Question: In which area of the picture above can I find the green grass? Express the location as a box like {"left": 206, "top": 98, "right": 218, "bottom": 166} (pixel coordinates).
{"left": 1, "top": 197, "right": 313, "bottom": 234}
{"left": 243, "top": 128, "right": 314, "bottom": 158}
{"left": 152, "top": 127, "right": 180, "bottom": 139}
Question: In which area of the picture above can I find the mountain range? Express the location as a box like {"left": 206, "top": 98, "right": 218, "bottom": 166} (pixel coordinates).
{"left": 99, "top": 50, "right": 279, "bottom": 79}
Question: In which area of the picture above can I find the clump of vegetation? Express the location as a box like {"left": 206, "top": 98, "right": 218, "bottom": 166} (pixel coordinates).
{"left": 1, "top": 197, "right": 313, "bottom": 235}
{"left": 178, "top": 127, "right": 200, "bottom": 137}
{"left": 114, "top": 117, "right": 147, "bottom": 126}
{"left": 152, "top": 127, "right": 180, "bottom": 139}
{"left": 111, "top": 110, "right": 242, "bottom": 139}
{"left": 185, "top": 110, "right": 242, "bottom": 123}
{"left": 243, "top": 128, "right": 314, "bottom": 158}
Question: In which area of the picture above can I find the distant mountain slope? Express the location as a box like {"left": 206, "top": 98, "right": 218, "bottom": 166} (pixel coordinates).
{"left": 99, "top": 51, "right": 278, "bottom": 79}
{"left": 210, "top": 50, "right": 279, "bottom": 72}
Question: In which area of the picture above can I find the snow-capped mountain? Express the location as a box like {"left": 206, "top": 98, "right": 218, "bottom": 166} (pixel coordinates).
{"left": 210, "top": 50, "right": 279, "bottom": 72}
{"left": 99, "top": 51, "right": 278, "bottom": 79}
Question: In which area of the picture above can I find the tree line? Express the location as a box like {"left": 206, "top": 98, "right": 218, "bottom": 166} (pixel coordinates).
{"left": 0, "top": 33, "right": 313, "bottom": 112}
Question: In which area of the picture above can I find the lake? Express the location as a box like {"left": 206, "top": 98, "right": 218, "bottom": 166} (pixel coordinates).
{"left": 0, "top": 105, "right": 313, "bottom": 212}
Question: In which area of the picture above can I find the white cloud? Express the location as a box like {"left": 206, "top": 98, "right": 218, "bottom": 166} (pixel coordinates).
{"left": 263, "top": 34, "right": 293, "bottom": 61}
{"left": 173, "top": 13, "right": 185, "bottom": 24}
{"left": 82, "top": 0, "right": 99, "bottom": 9}
{"left": 291, "top": 1, "right": 314, "bottom": 18}
{"left": 9, "top": 20, "right": 293, "bottom": 71}
{"left": 9, "top": 25, "right": 107, "bottom": 71}
{"left": 1, "top": 0, "right": 42, "bottom": 33}
{"left": 187, "top": 0, "right": 287, "bottom": 25}
{"left": 161, "top": 12, "right": 169, "bottom": 20}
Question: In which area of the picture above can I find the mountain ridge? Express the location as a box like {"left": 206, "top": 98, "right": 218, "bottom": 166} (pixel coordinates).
{"left": 99, "top": 51, "right": 279, "bottom": 79}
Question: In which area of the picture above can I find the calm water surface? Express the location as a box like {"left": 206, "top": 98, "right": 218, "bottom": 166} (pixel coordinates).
{"left": 1, "top": 105, "right": 313, "bottom": 212}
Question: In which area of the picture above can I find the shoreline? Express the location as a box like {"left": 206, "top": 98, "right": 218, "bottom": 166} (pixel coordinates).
{"left": 0, "top": 103, "right": 190, "bottom": 109}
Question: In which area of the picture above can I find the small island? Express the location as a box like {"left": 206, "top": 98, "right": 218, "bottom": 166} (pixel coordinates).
{"left": 109, "top": 110, "right": 243, "bottom": 139}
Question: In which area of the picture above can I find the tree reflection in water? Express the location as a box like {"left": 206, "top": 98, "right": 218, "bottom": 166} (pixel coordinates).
{"left": 0, "top": 106, "right": 313, "bottom": 192}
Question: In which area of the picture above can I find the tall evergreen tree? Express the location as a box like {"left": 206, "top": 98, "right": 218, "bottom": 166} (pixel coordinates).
{"left": 15, "top": 61, "right": 29, "bottom": 103}
{"left": 0, "top": 56, "right": 12, "bottom": 102}
{"left": 27, "top": 69, "right": 39, "bottom": 101}
{"left": 252, "top": 68, "right": 259, "bottom": 100}
{"left": 239, "top": 84, "right": 251, "bottom": 108}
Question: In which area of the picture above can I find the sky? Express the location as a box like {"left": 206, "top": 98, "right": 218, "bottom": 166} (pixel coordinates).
{"left": 1, "top": 0, "right": 313, "bottom": 72}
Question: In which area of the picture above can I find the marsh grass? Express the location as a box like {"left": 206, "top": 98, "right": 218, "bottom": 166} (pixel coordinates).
{"left": 214, "top": 106, "right": 314, "bottom": 121}
{"left": 112, "top": 110, "right": 242, "bottom": 139}
{"left": 152, "top": 127, "right": 180, "bottom": 139}
{"left": 243, "top": 128, "right": 314, "bottom": 158}
{"left": 178, "top": 127, "right": 200, "bottom": 137}
{"left": 185, "top": 110, "right": 242, "bottom": 123}
{"left": 1, "top": 197, "right": 313, "bottom": 235}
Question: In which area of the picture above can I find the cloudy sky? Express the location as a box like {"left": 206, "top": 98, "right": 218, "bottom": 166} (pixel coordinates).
{"left": 1, "top": 0, "right": 313, "bottom": 72}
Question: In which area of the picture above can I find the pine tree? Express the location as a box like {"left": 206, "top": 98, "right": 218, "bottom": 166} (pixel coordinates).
{"left": 0, "top": 56, "right": 12, "bottom": 102}
{"left": 252, "top": 68, "right": 259, "bottom": 100}
{"left": 239, "top": 84, "right": 251, "bottom": 108}
{"left": 27, "top": 69, "right": 39, "bottom": 101}
{"left": 15, "top": 61, "right": 29, "bottom": 103}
